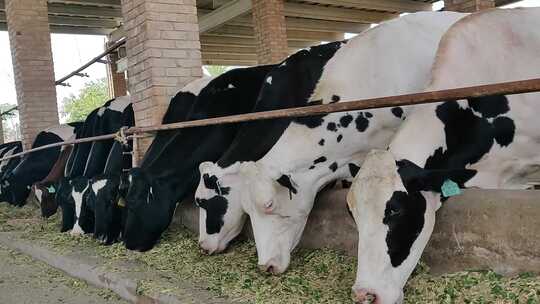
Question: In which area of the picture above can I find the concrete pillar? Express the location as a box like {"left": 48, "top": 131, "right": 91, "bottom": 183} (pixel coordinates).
{"left": 121, "top": 0, "right": 203, "bottom": 161}
{"left": 444, "top": 0, "right": 495, "bottom": 12}
{"left": 6, "top": 0, "right": 59, "bottom": 150}
{"left": 251, "top": 0, "right": 289, "bottom": 65}
{"left": 106, "top": 43, "right": 128, "bottom": 98}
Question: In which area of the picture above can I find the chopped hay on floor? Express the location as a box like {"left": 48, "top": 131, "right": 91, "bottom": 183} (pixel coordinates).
{"left": 1, "top": 203, "right": 538, "bottom": 304}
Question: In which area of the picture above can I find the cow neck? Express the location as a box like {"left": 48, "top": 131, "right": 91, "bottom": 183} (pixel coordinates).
{"left": 13, "top": 132, "right": 63, "bottom": 184}
{"left": 40, "top": 145, "right": 73, "bottom": 184}
{"left": 67, "top": 108, "right": 102, "bottom": 178}
{"left": 142, "top": 65, "right": 277, "bottom": 202}
{"left": 217, "top": 42, "right": 345, "bottom": 169}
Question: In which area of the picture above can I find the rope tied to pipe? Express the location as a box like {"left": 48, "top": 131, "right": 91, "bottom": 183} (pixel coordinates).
{"left": 114, "top": 127, "right": 129, "bottom": 146}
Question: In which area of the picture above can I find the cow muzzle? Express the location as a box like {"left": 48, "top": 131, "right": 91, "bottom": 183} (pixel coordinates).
{"left": 352, "top": 288, "right": 379, "bottom": 304}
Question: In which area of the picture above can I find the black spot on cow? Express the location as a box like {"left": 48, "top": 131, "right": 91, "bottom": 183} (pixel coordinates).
{"left": 296, "top": 115, "right": 326, "bottom": 129}
{"left": 339, "top": 114, "right": 353, "bottom": 128}
{"left": 314, "top": 156, "right": 327, "bottom": 164}
{"left": 365, "top": 112, "right": 373, "bottom": 118}
{"left": 197, "top": 196, "right": 228, "bottom": 235}
{"left": 327, "top": 122, "right": 338, "bottom": 132}
{"left": 309, "top": 166, "right": 315, "bottom": 170}
{"left": 219, "top": 42, "right": 344, "bottom": 166}
{"left": 203, "top": 173, "right": 230, "bottom": 196}
{"left": 424, "top": 98, "right": 515, "bottom": 172}
{"left": 397, "top": 159, "right": 477, "bottom": 193}
{"left": 391, "top": 107, "right": 404, "bottom": 118}
{"left": 355, "top": 113, "right": 369, "bottom": 132}
{"left": 383, "top": 191, "right": 426, "bottom": 267}
{"left": 337, "top": 134, "right": 343, "bottom": 143}
{"left": 318, "top": 139, "right": 325, "bottom": 146}
{"left": 493, "top": 116, "right": 515, "bottom": 147}
{"left": 467, "top": 95, "right": 510, "bottom": 118}
{"left": 276, "top": 175, "right": 298, "bottom": 199}
{"left": 341, "top": 180, "right": 352, "bottom": 189}
{"left": 348, "top": 163, "right": 360, "bottom": 177}
{"left": 329, "top": 162, "right": 338, "bottom": 172}
{"left": 331, "top": 95, "right": 341, "bottom": 103}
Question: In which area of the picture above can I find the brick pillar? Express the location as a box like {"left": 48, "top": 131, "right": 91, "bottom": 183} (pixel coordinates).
{"left": 0, "top": 119, "right": 4, "bottom": 144}
{"left": 251, "top": 0, "right": 289, "bottom": 65}
{"left": 6, "top": 0, "right": 59, "bottom": 150}
{"left": 121, "top": 0, "right": 203, "bottom": 162}
{"left": 444, "top": 0, "right": 495, "bottom": 12}
{"left": 106, "top": 44, "right": 128, "bottom": 98}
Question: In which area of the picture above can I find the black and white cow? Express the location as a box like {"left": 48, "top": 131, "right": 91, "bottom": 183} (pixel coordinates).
{"left": 2, "top": 124, "right": 80, "bottom": 206}
{"left": 90, "top": 140, "right": 133, "bottom": 245}
{"left": 91, "top": 79, "right": 214, "bottom": 245}
{"left": 194, "top": 11, "right": 466, "bottom": 274}
{"left": 347, "top": 8, "right": 540, "bottom": 304}
{"left": 123, "top": 65, "right": 275, "bottom": 252}
{"left": 0, "top": 141, "right": 22, "bottom": 202}
{"left": 55, "top": 98, "right": 116, "bottom": 213}
{"left": 59, "top": 96, "right": 133, "bottom": 235}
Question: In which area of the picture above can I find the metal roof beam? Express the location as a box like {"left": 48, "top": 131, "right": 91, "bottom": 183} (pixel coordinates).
{"left": 283, "top": 2, "right": 396, "bottom": 23}
{"left": 199, "top": 0, "right": 251, "bottom": 33}
{"left": 47, "top": 0, "right": 121, "bottom": 8}
{"left": 297, "top": 0, "right": 432, "bottom": 13}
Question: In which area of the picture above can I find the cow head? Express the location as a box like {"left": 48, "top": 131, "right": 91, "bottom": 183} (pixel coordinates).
{"left": 240, "top": 158, "right": 362, "bottom": 275}
{"left": 33, "top": 182, "right": 59, "bottom": 218}
{"left": 237, "top": 161, "right": 309, "bottom": 274}
{"left": 92, "top": 175, "right": 125, "bottom": 245}
{"left": 195, "top": 161, "right": 247, "bottom": 255}
{"left": 2, "top": 171, "right": 31, "bottom": 206}
{"left": 347, "top": 150, "right": 475, "bottom": 304}
{"left": 58, "top": 177, "right": 94, "bottom": 235}
{"left": 123, "top": 168, "right": 174, "bottom": 252}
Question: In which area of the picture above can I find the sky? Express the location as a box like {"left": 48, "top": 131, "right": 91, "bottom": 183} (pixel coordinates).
{"left": 0, "top": 0, "right": 538, "bottom": 120}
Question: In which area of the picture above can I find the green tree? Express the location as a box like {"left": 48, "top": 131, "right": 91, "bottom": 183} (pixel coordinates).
{"left": 0, "top": 104, "right": 17, "bottom": 121}
{"left": 62, "top": 78, "right": 109, "bottom": 122}
{"left": 205, "top": 65, "right": 230, "bottom": 76}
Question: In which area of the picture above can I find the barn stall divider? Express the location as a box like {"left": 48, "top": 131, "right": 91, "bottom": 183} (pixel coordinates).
{"left": 2, "top": 77, "right": 540, "bottom": 275}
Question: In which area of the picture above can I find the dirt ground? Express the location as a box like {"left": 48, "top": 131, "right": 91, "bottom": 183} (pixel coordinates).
{"left": 0, "top": 243, "right": 127, "bottom": 304}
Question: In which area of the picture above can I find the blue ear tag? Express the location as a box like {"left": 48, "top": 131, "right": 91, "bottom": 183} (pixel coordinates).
{"left": 441, "top": 179, "right": 461, "bottom": 198}
{"left": 47, "top": 185, "right": 56, "bottom": 193}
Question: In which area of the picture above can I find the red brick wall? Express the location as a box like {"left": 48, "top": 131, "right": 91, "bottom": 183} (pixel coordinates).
{"left": 6, "top": 0, "right": 59, "bottom": 150}
{"left": 121, "top": 0, "right": 203, "bottom": 162}
{"left": 252, "top": 0, "right": 289, "bottom": 65}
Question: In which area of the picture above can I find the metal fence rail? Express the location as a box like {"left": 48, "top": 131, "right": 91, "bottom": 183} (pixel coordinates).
{"left": 2, "top": 77, "right": 540, "bottom": 163}
{"left": 55, "top": 38, "right": 126, "bottom": 86}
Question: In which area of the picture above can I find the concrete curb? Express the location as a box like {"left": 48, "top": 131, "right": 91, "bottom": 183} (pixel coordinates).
{"left": 175, "top": 189, "right": 540, "bottom": 276}
{"left": 0, "top": 232, "right": 235, "bottom": 304}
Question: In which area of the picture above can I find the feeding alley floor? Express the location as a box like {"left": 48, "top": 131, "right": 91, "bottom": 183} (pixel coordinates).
{"left": 0, "top": 203, "right": 539, "bottom": 304}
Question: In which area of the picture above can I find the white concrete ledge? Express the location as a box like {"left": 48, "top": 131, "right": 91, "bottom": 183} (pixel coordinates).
{"left": 175, "top": 189, "right": 540, "bottom": 276}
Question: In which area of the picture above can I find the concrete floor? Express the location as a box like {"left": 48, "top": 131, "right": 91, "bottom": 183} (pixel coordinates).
{"left": 0, "top": 244, "right": 128, "bottom": 304}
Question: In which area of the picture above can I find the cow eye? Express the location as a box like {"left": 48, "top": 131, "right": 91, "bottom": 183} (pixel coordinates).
{"left": 389, "top": 208, "right": 401, "bottom": 217}
{"left": 263, "top": 200, "right": 274, "bottom": 213}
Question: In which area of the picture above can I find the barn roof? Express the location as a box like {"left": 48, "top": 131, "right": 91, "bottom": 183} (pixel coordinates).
{"left": 0, "top": 0, "right": 523, "bottom": 65}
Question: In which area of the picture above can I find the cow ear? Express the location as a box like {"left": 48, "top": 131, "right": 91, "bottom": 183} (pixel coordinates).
{"left": 405, "top": 167, "right": 476, "bottom": 193}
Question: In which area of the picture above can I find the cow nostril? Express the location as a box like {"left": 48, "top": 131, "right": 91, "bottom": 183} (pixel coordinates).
{"left": 258, "top": 264, "right": 277, "bottom": 274}
{"left": 353, "top": 289, "right": 378, "bottom": 304}
{"left": 198, "top": 244, "right": 213, "bottom": 256}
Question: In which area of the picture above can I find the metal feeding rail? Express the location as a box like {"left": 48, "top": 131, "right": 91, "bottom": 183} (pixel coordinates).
{"left": 1, "top": 77, "right": 540, "bottom": 163}
{"left": 55, "top": 38, "right": 126, "bottom": 87}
